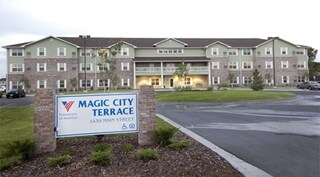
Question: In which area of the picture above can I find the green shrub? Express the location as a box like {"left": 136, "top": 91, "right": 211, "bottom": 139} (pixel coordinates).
{"left": 0, "top": 155, "right": 21, "bottom": 171}
{"left": 93, "top": 143, "right": 112, "bottom": 152}
{"left": 90, "top": 149, "right": 112, "bottom": 166}
{"left": 62, "top": 147, "right": 76, "bottom": 156}
{"left": 47, "top": 155, "right": 70, "bottom": 167}
{"left": 136, "top": 148, "right": 158, "bottom": 161}
{"left": 168, "top": 139, "right": 191, "bottom": 150}
{"left": 120, "top": 143, "right": 134, "bottom": 153}
{"left": 1, "top": 139, "right": 36, "bottom": 160}
{"left": 152, "top": 127, "right": 178, "bottom": 146}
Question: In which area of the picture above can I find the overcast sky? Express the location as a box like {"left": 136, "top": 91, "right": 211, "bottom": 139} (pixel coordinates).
{"left": 0, "top": 0, "right": 319, "bottom": 78}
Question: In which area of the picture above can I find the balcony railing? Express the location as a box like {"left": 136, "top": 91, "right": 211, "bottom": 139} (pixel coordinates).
{"left": 135, "top": 66, "right": 208, "bottom": 75}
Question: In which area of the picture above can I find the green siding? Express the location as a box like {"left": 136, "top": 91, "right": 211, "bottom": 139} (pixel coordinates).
{"left": 136, "top": 48, "right": 205, "bottom": 57}
{"left": 205, "top": 44, "right": 228, "bottom": 57}
{"left": 156, "top": 39, "right": 185, "bottom": 48}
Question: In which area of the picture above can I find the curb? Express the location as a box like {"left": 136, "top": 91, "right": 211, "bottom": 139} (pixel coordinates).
{"left": 157, "top": 114, "right": 273, "bottom": 177}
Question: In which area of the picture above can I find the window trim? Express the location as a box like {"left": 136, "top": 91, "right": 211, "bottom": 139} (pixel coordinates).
{"left": 121, "top": 48, "right": 129, "bottom": 56}
{"left": 228, "top": 61, "right": 238, "bottom": 69}
{"left": 37, "top": 80, "right": 47, "bottom": 89}
{"left": 57, "top": 63, "right": 67, "bottom": 71}
{"left": 280, "top": 47, "right": 288, "bottom": 55}
{"left": 11, "top": 49, "right": 24, "bottom": 57}
{"left": 265, "top": 61, "right": 273, "bottom": 69}
{"left": 37, "top": 63, "right": 47, "bottom": 72}
{"left": 10, "top": 63, "right": 24, "bottom": 72}
{"left": 281, "top": 61, "right": 289, "bottom": 69}
{"left": 282, "top": 76, "right": 290, "bottom": 84}
{"left": 121, "top": 62, "right": 130, "bottom": 71}
{"left": 57, "top": 47, "right": 66, "bottom": 56}
{"left": 37, "top": 47, "right": 46, "bottom": 56}
{"left": 121, "top": 78, "right": 130, "bottom": 87}
{"left": 212, "top": 62, "right": 219, "bottom": 69}
{"left": 242, "top": 49, "right": 252, "bottom": 56}
{"left": 212, "top": 77, "right": 220, "bottom": 84}
{"left": 211, "top": 48, "right": 219, "bottom": 56}
{"left": 242, "top": 62, "right": 253, "bottom": 69}
{"left": 265, "top": 47, "right": 272, "bottom": 55}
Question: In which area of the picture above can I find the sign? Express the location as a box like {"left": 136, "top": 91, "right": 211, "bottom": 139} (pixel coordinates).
{"left": 55, "top": 93, "right": 138, "bottom": 138}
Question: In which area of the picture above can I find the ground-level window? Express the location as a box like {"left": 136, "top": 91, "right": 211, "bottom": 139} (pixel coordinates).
{"left": 151, "top": 78, "right": 160, "bottom": 86}
{"left": 37, "top": 80, "right": 47, "bottom": 88}
{"left": 98, "top": 79, "right": 109, "bottom": 87}
{"left": 243, "top": 76, "right": 252, "bottom": 85}
{"left": 185, "top": 78, "right": 192, "bottom": 85}
{"left": 122, "top": 78, "right": 130, "bottom": 87}
{"left": 212, "top": 77, "right": 220, "bottom": 84}
{"left": 229, "top": 77, "right": 239, "bottom": 84}
{"left": 80, "top": 80, "right": 92, "bottom": 88}
{"left": 282, "top": 76, "right": 289, "bottom": 84}
{"left": 297, "top": 76, "right": 305, "bottom": 83}
{"left": 58, "top": 80, "right": 67, "bottom": 88}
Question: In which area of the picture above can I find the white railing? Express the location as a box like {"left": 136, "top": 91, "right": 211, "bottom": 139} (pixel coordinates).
{"left": 136, "top": 66, "right": 208, "bottom": 74}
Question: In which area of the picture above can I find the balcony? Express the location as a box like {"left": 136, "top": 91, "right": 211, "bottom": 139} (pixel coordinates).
{"left": 135, "top": 66, "right": 208, "bottom": 76}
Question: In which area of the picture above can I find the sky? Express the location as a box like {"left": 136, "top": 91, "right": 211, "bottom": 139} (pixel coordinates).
{"left": 0, "top": 0, "right": 319, "bottom": 78}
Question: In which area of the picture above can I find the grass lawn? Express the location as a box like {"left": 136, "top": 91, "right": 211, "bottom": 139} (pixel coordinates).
{"left": 155, "top": 90, "right": 296, "bottom": 102}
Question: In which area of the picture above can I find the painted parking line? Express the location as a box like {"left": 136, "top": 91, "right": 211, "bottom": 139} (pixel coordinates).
{"left": 157, "top": 114, "right": 272, "bottom": 177}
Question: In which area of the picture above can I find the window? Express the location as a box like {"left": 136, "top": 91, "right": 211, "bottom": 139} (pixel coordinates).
{"left": 298, "top": 76, "right": 305, "bottom": 82}
{"left": 121, "top": 48, "right": 129, "bottom": 56}
{"left": 228, "top": 61, "right": 238, "bottom": 69}
{"left": 212, "top": 77, "right": 220, "bottom": 84}
{"left": 37, "top": 47, "right": 46, "bottom": 56}
{"left": 98, "top": 63, "right": 109, "bottom": 71}
{"left": 282, "top": 76, "right": 289, "bottom": 84}
{"left": 265, "top": 78, "right": 273, "bottom": 84}
{"left": 228, "top": 49, "right": 238, "bottom": 56}
{"left": 265, "top": 48, "right": 272, "bottom": 55}
{"left": 297, "top": 61, "right": 306, "bottom": 69}
{"left": 58, "top": 80, "right": 67, "bottom": 88}
{"left": 10, "top": 64, "right": 24, "bottom": 72}
{"left": 212, "top": 48, "right": 219, "bottom": 55}
{"left": 185, "top": 78, "right": 192, "bottom": 85}
{"left": 80, "top": 80, "right": 92, "bottom": 88}
{"left": 98, "top": 79, "right": 109, "bottom": 87}
{"left": 212, "top": 62, "right": 219, "bottom": 69}
{"left": 151, "top": 78, "right": 160, "bottom": 86}
{"left": 80, "top": 49, "right": 92, "bottom": 57}
{"left": 37, "top": 80, "right": 47, "bottom": 88}
{"left": 243, "top": 76, "right": 252, "bottom": 85}
{"left": 57, "top": 48, "right": 66, "bottom": 56}
{"left": 11, "top": 49, "right": 24, "bottom": 56}
{"left": 281, "top": 61, "right": 289, "bottom": 68}
{"left": 121, "top": 62, "right": 130, "bottom": 71}
{"left": 242, "top": 49, "right": 252, "bottom": 56}
{"left": 122, "top": 78, "right": 130, "bottom": 87}
{"left": 243, "top": 62, "right": 253, "bottom": 69}
{"left": 80, "top": 63, "right": 92, "bottom": 71}
{"left": 37, "top": 63, "right": 47, "bottom": 72}
{"left": 57, "top": 63, "right": 66, "bottom": 71}
{"left": 296, "top": 50, "right": 305, "bottom": 55}
{"left": 265, "top": 61, "right": 273, "bottom": 69}
{"left": 281, "top": 47, "right": 288, "bottom": 55}
{"left": 229, "top": 77, "right": 239, "bottom": 84}
{"left": 158, "top": 49, "right": 184, "bottom": 54}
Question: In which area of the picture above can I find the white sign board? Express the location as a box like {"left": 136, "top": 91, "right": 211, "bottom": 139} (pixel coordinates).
{"left": 55, "top": 93, "right": 138, "bottom": 138}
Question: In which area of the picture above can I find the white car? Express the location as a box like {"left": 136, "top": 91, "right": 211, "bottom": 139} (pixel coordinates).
{"left": 0, "top": 86, "right": 6, "bottom": 93}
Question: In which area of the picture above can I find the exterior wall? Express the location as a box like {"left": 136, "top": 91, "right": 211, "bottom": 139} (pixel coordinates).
{"left": 135, "top": 48, "right": 205, "bottom": 57}
{"left": 156, "top": 39, "right": 185, "bottom": 48}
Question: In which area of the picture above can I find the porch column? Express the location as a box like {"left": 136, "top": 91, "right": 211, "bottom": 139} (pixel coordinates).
{"left": 133, "top": 62, "right": 136, "bottom": 89}
{"left": 208, "top": 61, "right": 211, "bottom": 86}
{"left": 161, "top": 62, "right": 164, "bottom": 88}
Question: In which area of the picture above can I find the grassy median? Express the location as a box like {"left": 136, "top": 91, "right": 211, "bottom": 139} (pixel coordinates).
{"left": 155, "top": 90, "right": 295, "bottom": 102}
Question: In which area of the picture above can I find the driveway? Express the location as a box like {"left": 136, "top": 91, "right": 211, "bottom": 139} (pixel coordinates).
{"left": 157, "top": 90, "right": 320, "bottom": 177}
{"left": 0, "top": 95, "right": 34, "bottom": 107}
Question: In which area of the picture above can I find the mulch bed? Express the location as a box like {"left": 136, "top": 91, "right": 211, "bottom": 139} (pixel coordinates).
{"left": 0, "top": 132, "right": 243, "bottom": 177}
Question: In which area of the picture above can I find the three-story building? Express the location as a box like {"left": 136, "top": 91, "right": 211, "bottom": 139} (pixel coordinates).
{"left": 3, "top": 36, "right": 309, "bottom": 91}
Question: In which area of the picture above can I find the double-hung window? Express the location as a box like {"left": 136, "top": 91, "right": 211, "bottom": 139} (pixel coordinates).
{"left": 37, "top": 47, "right": 46, "bottom": 56}
{"left": 11, "top": 49, "right": 24, "bottom": 56}
{"left": 57, "top": 48, "right": 66, "bottom": 56}
{"left": 228, "top": 61, "right": 238, "bottom": 69}
{"left": 212, "top": 62, "right": 219, "bottom": 69}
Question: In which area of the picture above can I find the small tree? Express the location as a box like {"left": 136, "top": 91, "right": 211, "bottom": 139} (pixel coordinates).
{"left": 250, "top": 69, "right": 264, "bottom": 91}
{"left": 227, "top": 73, "right": 235, "bottom": 87}
{"left": 19, "top": 76, "right": 30, "bottom": 92}
{"left": 174, "top": 62, "right": 188, "bottom": 87}
{"left": 69, "top": 78, "right": 77, "bottom": 92}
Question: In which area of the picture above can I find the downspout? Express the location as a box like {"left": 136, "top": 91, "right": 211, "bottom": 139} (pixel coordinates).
{"left": 239, "top": 48, "right": 242, "bottom": 86}
{"left": 272, "top": 37, "right": 276, "bottom": 87}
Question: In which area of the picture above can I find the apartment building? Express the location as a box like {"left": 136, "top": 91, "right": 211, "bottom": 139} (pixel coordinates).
{"left": 3, "top": 36, "right": 309, "bottom": 91}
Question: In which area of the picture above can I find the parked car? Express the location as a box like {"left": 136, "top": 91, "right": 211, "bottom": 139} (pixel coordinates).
{"left": 296, "top": 81, "right": 320, "bottom": 90}
{"left": 6, "top": 89, "right": 26, "bottom": 98}
{"left": 0, "top": 92, "right": 2, "bottom": 98}
{"left": 0, "top": 85, "right": 5, "bottom": 93}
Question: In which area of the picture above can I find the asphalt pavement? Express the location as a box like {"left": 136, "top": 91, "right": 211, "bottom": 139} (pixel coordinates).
{"left": 157, "top": 90, "right": 320, "bottom": 177}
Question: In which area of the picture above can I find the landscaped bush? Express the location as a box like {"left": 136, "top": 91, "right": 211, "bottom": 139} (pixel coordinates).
{"left": 90, "top": 149, "right": 112, "bottom": 166}
{"left": 93, "top": 143, "right": 112, "bottom": 152}
{"left": 136, "top": 148, "right": 158, "bottom": 161}
{"left": 168, "top": 139, "right": 191, "bottom": 150}
{"left": 120, "top": 143, "right": 134, "bottom": 153}
{"left": 152, "top": 127, "right": 178, "bottom": 146}
{"left": 47, "top": 155, "right": 71, "bottom": 167}
{"left": 1, "top": 139, "right": 36, "bottom": 160}
{"left": 0, "top": 155, "right": 21, "bottom": 171}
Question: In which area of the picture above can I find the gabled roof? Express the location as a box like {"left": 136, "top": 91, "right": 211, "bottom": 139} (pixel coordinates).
{"left": 153, "top": 38, "right": 188, "bottom": 47}
{"left": 204, "top": 41, "right": 232, "bottom": 48}
{"left": 20, "top": 36, "right": 80, "bottom": 48}
{"left": 107, "top": 41, "right": 137, "bottom": 48}
{"left": 3, "top": 42, "right": 31, "bottom": 48}
{"left": 255, "top": 37, "right": 301, "bottom": 48}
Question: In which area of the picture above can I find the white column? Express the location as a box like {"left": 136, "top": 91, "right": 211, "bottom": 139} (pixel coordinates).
{"left": 161, "top": 62, "right": 164, "bottom": 88}
{"left": 208, "top": 61, "right": 211, "bottom": 86}
{"left": 133, "top": 62, "right": 136, "bottom": 89}
{"left": 239, "top": 48, "right": 242, "bottom": 86}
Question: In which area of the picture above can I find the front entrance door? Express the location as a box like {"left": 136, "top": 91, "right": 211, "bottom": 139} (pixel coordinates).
{"left": 169, "top": 78, "right": 174, "bottom": 88}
